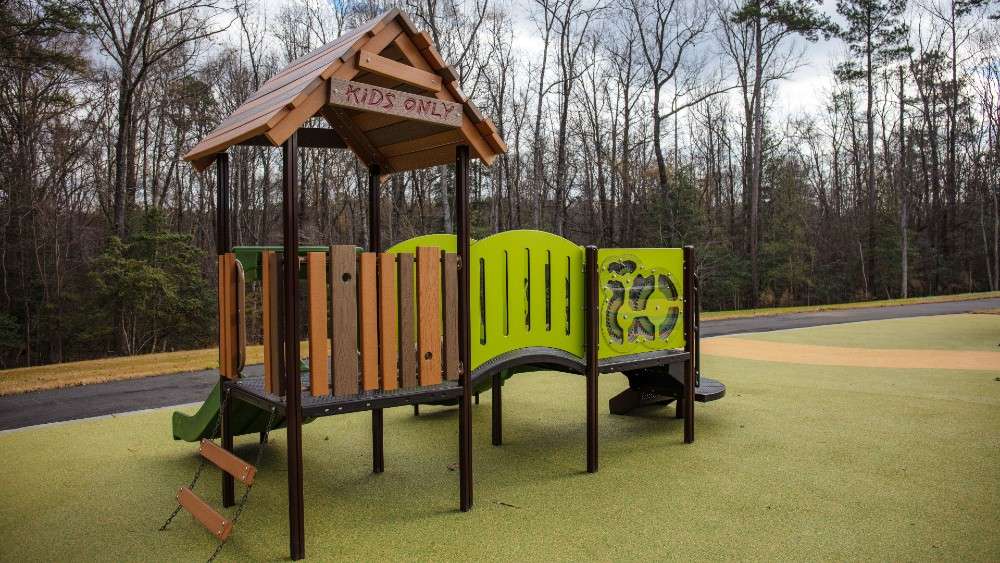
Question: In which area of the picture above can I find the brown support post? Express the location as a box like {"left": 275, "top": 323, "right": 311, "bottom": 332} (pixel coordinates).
{"left": 491, "top": 372, "right": 502, "bottom": 446}
{"left": 282, "top": 133, "right": 305, "bottom": 560}
{"left": 216, "top": 152, "right": 236, "bottom": 508}
{"left": 368, "top": 163, "right": 385, "bottom": 475}
{"left": 585, "top": 245, "right": 599, "bottom": 473}
{"left": 682, "top": 245, "right": 696, "bottom": 444}
{"left": 694, "top": 273, "right": 701, "bottom": 387}
{"left": 456, "top": 145, "right": 473, "bottom": 511}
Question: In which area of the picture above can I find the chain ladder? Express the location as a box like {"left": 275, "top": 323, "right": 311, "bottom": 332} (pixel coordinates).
{"left": 159, "top": 382, "right": 280, "bottom": 563}
{"left": 206, "top": 406, "right": 277, "bottom": 562}
{"left": 159, "top": 387, "right": 233, "bottom": 532}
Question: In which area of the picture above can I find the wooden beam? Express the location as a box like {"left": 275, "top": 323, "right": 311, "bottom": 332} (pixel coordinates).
{"left": 265, "top": 82, "right": 330, "bottom": 146}
{"left": 356, "top": 50, "right": 443, "bottom": 92}
{"left": 320, "top": 105, "right": 387, "bottom": 169}
{"left": 239, "top": 127, "right": 347, "bottom": 149}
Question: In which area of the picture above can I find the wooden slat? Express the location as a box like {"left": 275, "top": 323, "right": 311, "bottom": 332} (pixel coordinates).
{"left": 442, "top": 253, "right": 459, "bottom": 380}
{"left": 358, "top": 253, "right": 379, "bottom": 391}
{"left": 397, "top": 254, "right": 417, "bottom": 388}
{"left": 236, "top": 260, "right": 246, "bottom": 372}
{"left": 378, "top": 253, "right": 398, "bottom": 390}
{"left": 356, "top": 50, "right": 443, "bottom": 92}
{"left": 220, "top": 254, "right": 236, "bottom": 380}
{"left": 416, "top": 247, "right": 442, "bottom": 386}
{"left": 199, "top": 439, "right": 257, "bottom": 486}
{"left": 176, "top": 487, "right": 233, "bottom": 541}
{"left": 329, "top": 246, "right": 359, "bottom": 395}
{"left": 262, "top": 252, "right": 283, "bottom": 395}
{"left": 307, "top": 252, "right": 329, "bottom": 396}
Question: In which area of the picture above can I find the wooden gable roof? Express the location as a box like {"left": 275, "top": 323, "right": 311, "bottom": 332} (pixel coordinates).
{"left": 183, "top": 9, "right": 506, "bottom": 173}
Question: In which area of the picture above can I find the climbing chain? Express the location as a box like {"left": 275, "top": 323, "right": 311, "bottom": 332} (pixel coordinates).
{"left": 206, "top": 405, "right": 277, "bottom": 563}
{"left": 159, "top": 387, "right": 233, "bottom": 532}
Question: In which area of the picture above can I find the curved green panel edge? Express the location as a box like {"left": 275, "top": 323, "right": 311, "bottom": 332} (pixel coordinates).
{"left": 596, "top": 248, "right": 685, "bottom": 359}
{"left": 469, "top": 230, "right": 586, "bottom": 369}
{"left": 386, "top": 234, "right": 458, "bottom": 254}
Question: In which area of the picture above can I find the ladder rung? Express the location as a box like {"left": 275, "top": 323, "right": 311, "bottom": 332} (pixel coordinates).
{"left": 176, "top": 487, "right": 233, "bottom": 541}
{"left": 199, "top": 439, "right": 256, "bottom": 486}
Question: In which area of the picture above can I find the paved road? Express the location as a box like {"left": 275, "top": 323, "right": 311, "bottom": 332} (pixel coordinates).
{"left": 2, "top": 297, "right": 997, "bottom": 431}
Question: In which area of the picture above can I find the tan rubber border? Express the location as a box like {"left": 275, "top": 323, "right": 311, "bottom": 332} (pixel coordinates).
{"left": 702, "top": 337, "right": 1000, "bottom": 371}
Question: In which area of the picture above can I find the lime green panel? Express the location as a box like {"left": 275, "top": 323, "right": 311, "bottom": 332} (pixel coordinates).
{"left": 596, "top": 248, "right": 685, "bottom": 359}
{"left": 386, "top": 234, "right": 457, "bottom": 254}
{"left": 470, "top": 230, "right": 585, "bottom": 369}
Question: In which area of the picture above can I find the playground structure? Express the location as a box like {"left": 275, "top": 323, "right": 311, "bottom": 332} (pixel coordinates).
{"left": 164, "top": 9, "right": 724, "bottom": 560}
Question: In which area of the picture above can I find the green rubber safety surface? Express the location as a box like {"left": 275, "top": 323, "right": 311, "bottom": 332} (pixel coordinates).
{"left": 738, "top": 313, "right": 1000, "bottom": 352}
{"left": 2, "top": 315, "right": 998, "bottom": 561}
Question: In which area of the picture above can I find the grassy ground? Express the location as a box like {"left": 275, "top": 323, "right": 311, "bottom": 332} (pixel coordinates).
{"left": 3, "top": 291, "right": 998, "bottom": 396}
{"left": 0, "top": 342, "right": 308, "bottom": 396}
{"left": 700, "top": 290, "right": 1000, "bottom": 320}
{"left": 1, "top": 315, "right": 997, "bottom": 561}
{"left": 739, "top": 313, "right": 1000, "bottom": 352}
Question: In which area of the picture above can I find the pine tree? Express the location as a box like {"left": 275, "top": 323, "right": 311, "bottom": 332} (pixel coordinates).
{"left": 835, "top": 0, "right": 910, "bottom": 297}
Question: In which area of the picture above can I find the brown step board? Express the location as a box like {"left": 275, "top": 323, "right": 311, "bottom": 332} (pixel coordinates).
{"left": 199, "top": 439, "right": 256, "bottom": 485}
{"left": 176, "top": 487, "right": 234, "bottom": 541}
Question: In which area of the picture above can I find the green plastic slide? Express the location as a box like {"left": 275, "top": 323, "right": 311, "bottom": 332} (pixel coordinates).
{"left": 172, "top": 382, "right": 289, "bottom": 442}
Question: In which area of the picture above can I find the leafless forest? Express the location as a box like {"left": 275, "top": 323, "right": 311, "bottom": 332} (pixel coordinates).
{"left": 1, "top": 0, "right": 998, "bottom": 367}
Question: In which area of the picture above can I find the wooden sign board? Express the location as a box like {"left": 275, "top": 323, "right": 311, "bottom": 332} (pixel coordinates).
{"left": 328, "top": 77, "right": 463, "bottom": 128}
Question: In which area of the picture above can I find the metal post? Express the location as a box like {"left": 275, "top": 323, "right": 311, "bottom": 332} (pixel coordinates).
{"left": 282, "top": 133, "right": 305, "bottom": 560}
{"left": 216, "top": 153, "right": 231, "bottom": 254}
{"left": 216, "top": 152, "right": 235, "bottom": 508}
{"left": 491, "top": 372, "right": 503, "bottom": 446}
{"left": 456, "top": 145, "right": 473, "bottom": 511}
{"left": 368, "top": 164, "right": 384, "bottom": 474}
{"left": 585, "top": 245, "right": 599, "bottom": 473}
{"left": 682, "top": 245, "right": 696, "bottom": 444}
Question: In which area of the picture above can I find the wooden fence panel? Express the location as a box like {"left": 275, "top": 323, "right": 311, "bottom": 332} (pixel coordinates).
{"left": 398, "top": 254, "right": 417, "bottom": 388}
{"left": 378, "top": 253, "right": 398, "bottom": 390}
{"left": 329, "top": 245, "right": 359, "bottom": 395}
{"left": 307, "top": 252, "right": 329, "bottom": 396}
{"left": 358, "top": 252, "right": 379, "bottom": 391}
{"left": 442, "top": 252, "right": 459, "bottom": 380}
{"left": 262, "top": 251, "right": 283, "bottom": 395}
{"left": 416, "top": 247, "right": 442, "bottom": 385}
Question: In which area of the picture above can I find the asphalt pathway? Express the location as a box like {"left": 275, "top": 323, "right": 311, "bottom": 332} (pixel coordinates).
{"left": 2, "top": 297, "right": 997, "bottom": 431}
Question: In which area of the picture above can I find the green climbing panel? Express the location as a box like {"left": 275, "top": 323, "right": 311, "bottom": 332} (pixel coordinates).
{"left": 596, "top": 248, "right": 685, "bottom": 358}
